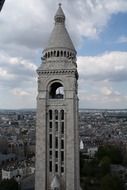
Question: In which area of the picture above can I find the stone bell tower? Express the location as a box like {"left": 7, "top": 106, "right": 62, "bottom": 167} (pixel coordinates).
{"left": 35, "top": 4, "right": 80, "bottom": 190}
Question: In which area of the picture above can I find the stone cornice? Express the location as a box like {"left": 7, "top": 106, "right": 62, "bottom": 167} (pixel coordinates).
{"left": 42, "top": 58, "right": 77, "bottom": 65}
{"left": 37, "top": 69, "right": 77, "bottom": 75}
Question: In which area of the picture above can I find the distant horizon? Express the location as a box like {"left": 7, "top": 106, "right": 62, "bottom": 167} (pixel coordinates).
{"left": 0, "top": 107, "right": 127, "bottom": 111}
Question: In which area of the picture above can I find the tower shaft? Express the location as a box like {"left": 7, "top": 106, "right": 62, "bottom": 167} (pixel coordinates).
{"left": 35, "top": 4, "right": 80, "bottom": 190}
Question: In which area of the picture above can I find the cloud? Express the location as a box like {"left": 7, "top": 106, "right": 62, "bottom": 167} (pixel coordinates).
{"left": 0, "top": 68, "right": 7, "bottom": 77}
{"left": 79, "top": 92, "right": 127, "bottom": 109}
{"left": 79, "top": 82, "right": 127, "bottom": 109}
{"left": 100, "top": 86, "right": 121, "bottom": 97}
{"left": 100, "top": 86, "right": 113, "bottom": 96}
{"left": 78, "top": 51, "right": 127, "bottom": 82}
{"left": 0, "top": 0, "right": 52, "bottom": 49}
{"left": 78, "top": 51, "right": 127, "bottom": 108}
{"left": 117, "top": 36, "right": 127, "bottom": 43}
{"left": 11, "top": 88, "right": 30, "bottom": 96}
{"left": 0, "top": 51, "right": 37, "bottom": 89}
{"left": 63, "top": 0, "right": 127, "bottom": 45}
{"left": 1, "top": 0, "right": 127, "bottom": 50}
{"left": 9, "top": 57, "right": 37, "bottom": 72}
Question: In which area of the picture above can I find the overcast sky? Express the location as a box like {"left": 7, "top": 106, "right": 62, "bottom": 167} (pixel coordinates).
{"left": 0, "top": 0, "right": 127, "bottom": 109}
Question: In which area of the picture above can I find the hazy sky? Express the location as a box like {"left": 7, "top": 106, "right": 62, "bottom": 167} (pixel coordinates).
{"left": 0, "top": 0, "right": 127, "bottom": 109}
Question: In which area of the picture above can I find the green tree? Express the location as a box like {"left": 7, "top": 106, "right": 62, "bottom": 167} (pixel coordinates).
{"left": 96, "top": 145, "right": 123, "bottom": 164}
{"left": 99, "top": 156, "right": 111, "bottom": 177}
{"left": 80, "top": 152, "right": 85, "bottom": 177}
{"left": 0, "top": 178, "right": 18, "bottom": 190}
{"left": 100, "top": 174, "right": 124, "bottom": 190}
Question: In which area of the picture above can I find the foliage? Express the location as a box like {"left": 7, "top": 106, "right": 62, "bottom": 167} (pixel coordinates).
{"left": 80, "top": 153, "right": 98, "bottom": 177}
{"left": 99, "top": 156, "right": 111, "bottom": 177}
{"left": 0, "top": 178, "right": 18, "bottom": 190}
{"left": 100, "top": 174, "right": 124, "bottom": 190}
{"left": 80, "top": 145, "right": 126, "bottom": 190}
{"left": 96, "top": 145, "right": 123, "bottom": 164}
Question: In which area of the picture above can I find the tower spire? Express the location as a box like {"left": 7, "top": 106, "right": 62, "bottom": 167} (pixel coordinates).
{"left": 42, "top": 3, "right": 76, "bottom": 60}
{"left": 54, "top": 3, "right": 65, "bottom": 24}
{"left": 59, "top": 3, "right": 61, "bottom": 7}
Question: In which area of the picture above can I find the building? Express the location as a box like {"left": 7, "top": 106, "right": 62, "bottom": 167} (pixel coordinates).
{"left": 0, "top": 153, "right": 16, "bottom": 165}
{"left": 87, "top": 147, "right": 98, "bottom": 158}
{"left": 2, "top": 163, "right": 35, "bottom": 180}
{"left": 2, "top": 167, "right": 18, "bottom": 180}
{"left": 35, "top": 4, "right": 80, "bottom": 190}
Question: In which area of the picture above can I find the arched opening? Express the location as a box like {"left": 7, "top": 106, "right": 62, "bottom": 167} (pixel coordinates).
{"left": 55, "top": 110, "right": 58, "bottom": 120}
{"left": 60, "top": 110, "right": 64, "bottom": 120}
{"left": 49, "top": 82, "right": 64, "bottom": 99}
{"left": 49, "top": 110, "right": 52, "bottom": 120}
{"left": 57, "top": 51, "right": 59, "bottom": 57}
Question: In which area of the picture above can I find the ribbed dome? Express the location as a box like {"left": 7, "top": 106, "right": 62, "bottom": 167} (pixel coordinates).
{"left": 44, "top": 4, "right": 76, "bottom": 53}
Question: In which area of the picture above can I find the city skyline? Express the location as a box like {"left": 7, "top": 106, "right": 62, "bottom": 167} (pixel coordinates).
{"left": 0, "top": 0, "right": 127, "bottom": 109}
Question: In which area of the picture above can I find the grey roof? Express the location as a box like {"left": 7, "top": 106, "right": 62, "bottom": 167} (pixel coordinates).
{"left": 46, "top": 4, "right": 76, "bottom": 52}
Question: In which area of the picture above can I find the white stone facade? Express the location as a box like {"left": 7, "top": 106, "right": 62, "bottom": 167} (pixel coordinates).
{"left": 35, "top": 4, "right": 80, "bottom": 190}
{"left": 2, "top": 166, "right": 35, "bottom": 180}
{"left": 2, "top": 168, "right": 18, "bottom": 179}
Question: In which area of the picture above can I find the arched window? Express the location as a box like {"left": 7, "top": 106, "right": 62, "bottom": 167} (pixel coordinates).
{"left": 49, "top": 134, "right": 52, "bottom": 148}
{"left": 49, "top": 110, "right": 52, "bottom": 120}
{"left": 60, "top": 110, "right": 64, "bottom": 120}
{"left": 49, "top": 82, "right": 64, "bottom": 99}
{"left": 61, "top": 122, "right": 64, "bottom": 134}
{"left": 55, "top": 110, "right": 58, "bottom": 120}
{"left": 61, "top": 51, "right": 63, "bottom": 57}
{"left": 57, "top": 51, "right": 59, "bottom": 57}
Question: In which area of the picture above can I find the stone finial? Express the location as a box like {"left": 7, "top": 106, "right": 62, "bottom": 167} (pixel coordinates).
{"left": 54, "top": 2, "right": 65, "bottom": 24}
{"left": 59, "top": 3, "right": 62, "bottom": 7}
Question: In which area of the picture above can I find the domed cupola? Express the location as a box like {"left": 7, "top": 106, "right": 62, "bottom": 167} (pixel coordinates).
{"left": 42, "top": 3, "right": 76, "bottom": 61}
